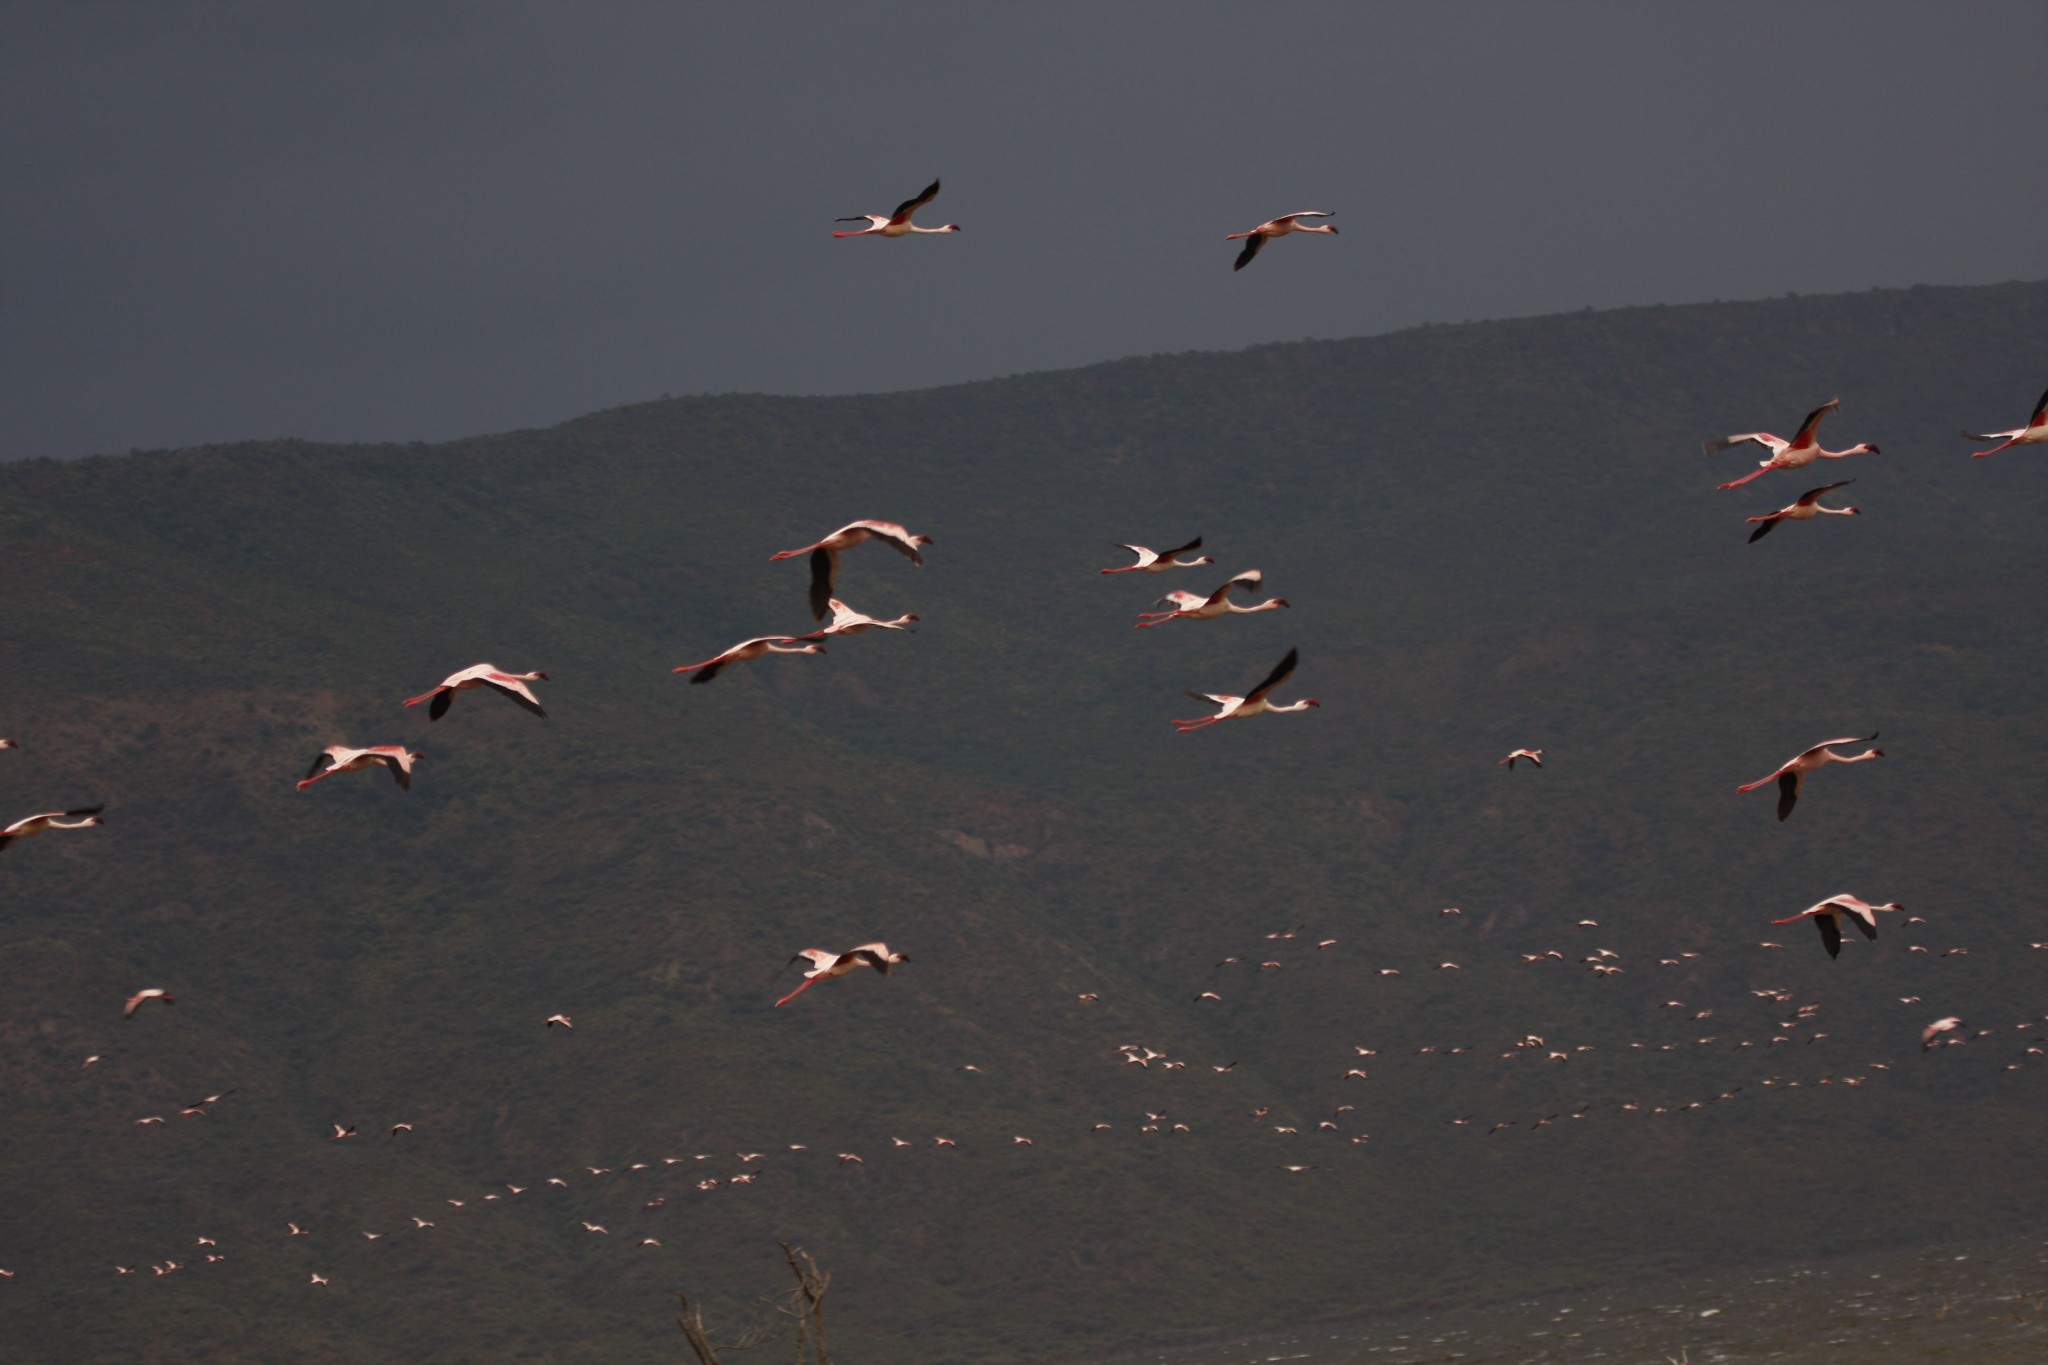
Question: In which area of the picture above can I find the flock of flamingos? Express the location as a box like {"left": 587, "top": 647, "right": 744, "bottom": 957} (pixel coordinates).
{"left": 4, "top": 178, "right": 2047, "bottom": 1301}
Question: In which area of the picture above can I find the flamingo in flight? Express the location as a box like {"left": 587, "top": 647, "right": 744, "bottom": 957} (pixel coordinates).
{"left": 298, "top": 746, "right": 419, "bottom": 793}
{"left": 1135, "top": 570, "right": 1287, "bottom": 628}
{"left": 1227, "top": 212, "right": 1337, "bottom": 270}
{"left": 1962, "top": 385, "right": 2048, "bottom": 458}
{"left": 1498, "top": 748, "right": 1544, "bottom": 769}
{"left": 0, "top": 804, "right": 104, "bottom": 852}
{"left": 673, "top": 636, "right": 826, "bottom": 684}
{"left": 1705, "top": 398, "right": 1878, "bottom": 490}
{"left": 0, "top": 738, "right": 15, "bottom": 751}
{"left": 770, "top": 520, "right": 933, "bottom": 620}
{"left": 404, "top": 664, "right": 548, "bottom": 720}
{"left": 1772, "top": 893, "right": 1903, "bottom": 958}
{"left": 123, "top": 988, "right": 173, "bottom": 1019}
{"left": 1745, "top": 480, "right": 1860, "bottom": 542}
{"left": 814, "top": 598, "right": 917, "bottom": 636}
{"left": 1100, "top": 537, "right": 1213, "bottom": 575}
{"left": 773, "top": 943, "right": 908, "bottom": 1008}
{"left": 833, "top": 179, "right": 960, "bottom": 237}
{"left": 1175, "top": 648, "right": 1320, "bottom": 732}
{"left": 1737, "top": 732, "right": 1883, "bottom": 821}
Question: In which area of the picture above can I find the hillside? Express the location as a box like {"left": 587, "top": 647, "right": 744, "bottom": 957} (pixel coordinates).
{"left": 2, "top": 281, "right": 2045, "bottom": 1363}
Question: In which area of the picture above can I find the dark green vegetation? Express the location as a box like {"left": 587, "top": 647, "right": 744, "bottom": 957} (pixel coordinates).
{"left": 2, "top": 281, "right": 2045, "bottom": 1364}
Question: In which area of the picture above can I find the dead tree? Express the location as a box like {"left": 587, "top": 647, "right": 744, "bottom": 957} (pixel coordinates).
{"left": 676, "top": 1243, "right": 832, "bottom": 1365}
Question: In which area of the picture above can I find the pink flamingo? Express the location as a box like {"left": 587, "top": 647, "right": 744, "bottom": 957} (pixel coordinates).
{"left": 1100, "top": 537, "right": 1212, "bottom": 574}
{"left": 672, "top": 636, "right": 825, "bottom": 684}
{"left": 1175, "top": 649, "right": 1320, "bottom": 732}
{"left": 1135, "top": 570, "right": 1287, "bottom": 628}
{"left": 0, "top": 804, "right": 103, "bottom": 851}
{"left": 1498, "top": 748, "right": 1544, "bottom": 769}
{"left": 403, "top": 664, "right": 548, "bottom": 720}
{"left": 1745, "top": 480, "right": 1860, "bottom": 542}
{"left": 1706, "top": 398, "right": 1878, "bottom": 490}
{"left": 1227, "top": 212, "right": 1337, "bottom": 270}
{"left": 774, "top": 943, "right": 908, "bottom": 1008}
{"left": 833, "top": 179, "right": 960, "bottom": 237}
{"left": 814, "top": 598, "right": 917, "bottom": 636}
{"left": 122, "top": 988, "right": 173, "bottom": 1018}
{"left": 298, "top": 746, "right": 419, "bottom": 792}
{"left": 1962, "top": 385, "right": 2048, "bottom": 458}
{"left": 770, "top": 520, "right": 933, "bottom": 619}
{"left": 1771, "top": 893, "right": 1903, "bottom": 958}
{"left": 1736, "top": 732, "right": 1883, "bottom": 821}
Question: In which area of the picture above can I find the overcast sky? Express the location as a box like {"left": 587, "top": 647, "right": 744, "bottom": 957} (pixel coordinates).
{"left": 3, "top": 1, "right": 2044, "bottom": 462}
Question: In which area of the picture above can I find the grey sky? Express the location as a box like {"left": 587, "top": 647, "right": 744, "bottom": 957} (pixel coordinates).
{"left": 3, "top": 1, "right": 2044, "bottom": 462}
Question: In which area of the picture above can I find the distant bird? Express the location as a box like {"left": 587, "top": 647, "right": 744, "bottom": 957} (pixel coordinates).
{"left": 403, "top": 664, "right": 548, "bottom": 720}
{"left": 1498, "top": 748, "right": 1543, "bottom": 769}
{"left": 1100, "top": 537, "right": 1213, "bottom": 575}
{"left": 297, "top": 746, "right": 418, "bottom": 793}
{"left": 1922, "top": 1017, "right": 1966, "bottom": 1050}
{"left": 288, "top": 1223, "right": 309, "bottom": 1237}
{"left": 1227, "top": 211, "right": 1337, "bottom": 270}
{"left": 1772, "top": 893, "right": 1903, "bottom": 958}
{"left": 1175, "top": 648, "right": 1319, "bottom": 731}
{"left": 833, "top": 178, "right": 960, "bottom": 237}
{"left": 581, "top": 1222, "right": 608, "bottom": 1235}
{"left": 813, "top": 598, "right": 918, "bottom": 636}
{"left": 0, "top": 804, "right": 104, "bottom": 852}
{"left": 389, "top": 1123, "right": 412, "bottom": 1137}
{"left": 544, "top": 1014, "right": 573, "bottom": 1029}
{"left": 1135, "top": 569, "right": 1287, "bottom": 628}
{"left": 122, "top": 988, "right": 173, "bottom": 1019}
{"left": 1440, "top": 907, "right": 1462, "bottom": 916}
{"left": 770, "top": 520, "right": 932, "bottom": 619}
{"left": 1706, "top": 398, "right": 1878, "bottom": 490}
{"left": 1737, "top": 732, "right": 1883, "bottom": 820}
{"left": 672, "top": 636, "right": 826, "bottom": 685}
{"left": 309, "top": 1273, "right": 329, "bottom": 1286}
{"left": 774, "top": 942, "right": 908, "bottom": 1008}
{"left": 1962, "top": 385, "right": 2048, "bottom": 458}
{"left": 0, "top": 738, "right": 15, "bottom": 750}
{"left": 330, "top": 1124, "right": 357, "bottom": 1141}
{"left": 1745, "top": 479, "right": 1860, "bottom": 542}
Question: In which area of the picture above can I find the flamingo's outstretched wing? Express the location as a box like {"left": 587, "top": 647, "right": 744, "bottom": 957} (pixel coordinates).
{"left": 1233, "top": 234, "right": 1267, "bottom": 271}
{"left": 889, "top": 179, "right": 941, "bottom": 225}
{"left": 1789, "top": 398, "right": 1841, "bottom": 448}
{"left": 1245, "top": 648, "right": 1301, "bottom": 703}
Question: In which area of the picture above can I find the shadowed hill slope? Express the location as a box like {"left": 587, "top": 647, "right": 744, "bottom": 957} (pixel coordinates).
{"left": 2, "top": 280, "right": 2045, "bottom": 1363}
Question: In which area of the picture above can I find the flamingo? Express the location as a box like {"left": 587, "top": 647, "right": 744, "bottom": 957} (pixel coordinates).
{"left": 544, "top": 1014, "right": 573, "bottom": 1029}
{"left": 1922, "top": 1016, "right": 1966, "bottom": 1050}
{"left": 1745, "top": 480, "right": 1860, "bottom": 542}
{"left": 1498, "top": 748, "right": 1543, "bottom": 769}
{"left": 1962, "top": 385, "right": 2048, "bottom": 458}
{"left": 1771, "top": 893, "right": 1903, "bottom": 958}
{"left": 1705, "top": 398, "right": 1878, "bottom": 490}
{"left": 672, "top": 636, "right": 825, "bottom": 684}
{"left": 774, "top": 943, "right": 908, "bottom": 1007}
{"left": 1134, "top": 570, "right": 1287, "bottom": 628}
{"left": 0, "top": 804, "right": 104, "bottom": 852}
{"left": 1174, "top": 648, "right": 1319, "bottom": 732}
{"left": 297, "top": 746, "right": 419, "bottom": 793}
{"left": 1100, "top": 537, "right": 1213, "bottom": 574}
{"left": 770, "top": 520, "right": 933, "bottom": 620}
{"left": 1737, "top": 732, "right": 1883, "bottom": 821}
{"left": 403, "top": 664, "right": 548, "bottom": 720}
{"left": 0, "top": 738, "right": 15, "bottom": 750}
{"left": 814, "top": 598, "right": 918, "bottom": 636}
{"left": 123, "top": 988, "right": 173, "bottom": 1019}
{"left": 1226, "top": 212, "right": 1337, "bottom": 270}
{"left": 832, "top": 179, "right": 960, "bottom": 237}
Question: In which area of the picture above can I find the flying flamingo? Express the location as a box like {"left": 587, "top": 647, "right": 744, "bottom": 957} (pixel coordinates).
{"left": 1100, "top": 537, "right": 1213, "bottom": 575}
{"left": 1705, "top": 398, "right": 1878, "bottom": 490}
{"left": 1772, "top": 893, "right": 1903, "bottom": 958}
{"left": 1175, "top": 648, "right": 1319, "bottom": 732}
{"left": 1737, "top": 732, "right": 1883, "bottom": 820}
{"left": 1498, "top": 748, "right": 1543, "bottom": 769}
{"left": 773, "top": 943, "right": 908, "bottom": 1008}
{"left": 814, "top": 599, "right": 918, "bottom": 636}
{"left": 1961, "top": 385, "right": 2048, "bottom": 458}
{"left": 0, "top": 804, "right": 104, "bottom": 852}
{"left": 123, "top": 988, "right": 173, "bottom": 1018}
{"left": 770, "top": 520, "right": 933, "bottom": 619}
{"left": 297, "top": 746, "right": 419, "bottom": 793}
{"left": 0, "top": 738, "right": 15, "bottom": 750}
{"left": 1922, "top": 1016, "right": 1965, "bottom": 1050}
{"left": 1135, "top": 570, "right": 1287, "bottom": 628}
{"left": 832, "top": 179, "right": 960, "bottom": 237}
{"left": 1227, "top": 212, "right": 1338, "bottom": 270}
{"left": 403, "top": 664, "right": 548, "bottom": 720}
{"left": 672, "top": 636, "right": 826, "bottom": 684}
{"left": 1745, "top": 480, "right": 1860, "bottom": 542}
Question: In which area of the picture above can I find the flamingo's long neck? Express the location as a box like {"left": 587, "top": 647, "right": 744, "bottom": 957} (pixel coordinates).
{"left": 1227, "top": 598, "right": 1287, "bottom": 615}
{"left": 1824, "top": 748, "right": 1882, "bottom": 768}
{"left": 1266, "top": 700, "right": 1315, "bottom": 714}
